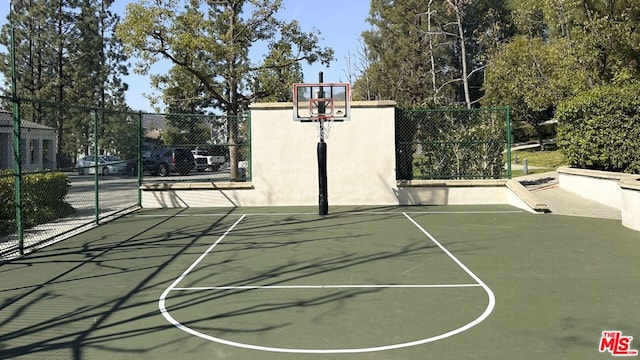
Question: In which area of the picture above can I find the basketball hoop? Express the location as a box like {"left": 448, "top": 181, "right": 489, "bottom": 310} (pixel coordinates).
{"left": 310, "top": 116, "right": 335, "bottom": 140}
{"left": 292, "top": 76, "right": 351, "bottom": 215}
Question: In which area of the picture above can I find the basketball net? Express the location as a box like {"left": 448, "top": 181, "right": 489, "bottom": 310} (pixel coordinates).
{"left": 313, "top": 117, "right": 334, "bottom": 141}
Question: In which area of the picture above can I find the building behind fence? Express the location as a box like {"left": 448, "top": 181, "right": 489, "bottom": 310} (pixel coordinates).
{"left": 0, "top": 111, "right": 57, "bottom": 171}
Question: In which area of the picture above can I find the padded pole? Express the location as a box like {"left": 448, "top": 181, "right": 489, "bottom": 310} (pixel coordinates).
{"left": 316, "top": 71, "right": 329, "bottom": 215}
{"left": 317, "top": 140, "right": 328, "bottom": 215}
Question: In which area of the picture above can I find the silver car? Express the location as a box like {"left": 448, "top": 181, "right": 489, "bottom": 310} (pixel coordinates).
{"left": 76, "top": 155, "right": 128, "bottom": 175}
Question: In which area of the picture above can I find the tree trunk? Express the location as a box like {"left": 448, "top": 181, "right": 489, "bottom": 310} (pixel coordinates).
{"left": 446, "top": 0, "right": 472, "bottom": 109}
{"left": 227, "top": 105, "right": 240, "bottom": 180}
{"left": 427, "top": 0, "right": 438, "bottom": 104}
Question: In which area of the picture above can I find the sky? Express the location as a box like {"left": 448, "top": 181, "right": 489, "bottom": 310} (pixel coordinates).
{"left": 1, "top": 0, "right": 372, "bottom": 112}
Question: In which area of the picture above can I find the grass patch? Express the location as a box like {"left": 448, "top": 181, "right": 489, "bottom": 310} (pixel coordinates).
{"left": 508, "top": 144, "right": 568, "bottom": 175}
{"left": 510, "top": 168, "right": 558, "bottom": 177}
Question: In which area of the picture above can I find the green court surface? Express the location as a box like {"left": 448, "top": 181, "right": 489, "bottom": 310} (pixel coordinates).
{"left": 1, "top": 205, "right": 639, "bottom": 360}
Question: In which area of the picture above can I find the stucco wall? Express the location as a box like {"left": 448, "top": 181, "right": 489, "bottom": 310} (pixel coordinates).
{"left": 620, "top": 178, "right": 640, "bottom": 231}
{"left": 250, "top": 101, "right": 398, "bottom": 206}
{"left": 558, "top": 167, "right": 626, "bottom": 209}
{"left": 558, "top": 167, "right": 640, "bottom": 231}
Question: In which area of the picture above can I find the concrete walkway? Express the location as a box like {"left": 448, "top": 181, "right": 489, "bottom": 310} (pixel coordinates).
{"left": 516, "top": 171, "right": 621, "bottom": 219}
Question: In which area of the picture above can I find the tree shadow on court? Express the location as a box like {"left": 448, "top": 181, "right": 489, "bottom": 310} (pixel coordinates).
{"left": 0, "top": 207, "right": 444, "bottom": 359}
{"left": 0, "top": 208, "right": 243, "bottom": 359}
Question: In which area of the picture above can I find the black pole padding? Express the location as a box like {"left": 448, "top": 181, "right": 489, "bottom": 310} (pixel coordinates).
{"left": 317, "top": 141, "right": 328, "bottom": 215}
{"left": 317, "top": 71, "right": 327, "bottom": 215}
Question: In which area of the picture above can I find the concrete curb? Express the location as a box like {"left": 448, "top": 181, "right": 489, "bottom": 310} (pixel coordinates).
{"left": 506, "top": 179, "right": 549, "bottom": 213}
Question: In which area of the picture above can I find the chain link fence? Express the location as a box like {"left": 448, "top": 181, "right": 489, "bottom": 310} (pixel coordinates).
{"left": 2, "top": 96, "right": 507, "bottom": 260}
{"left": 396, "top": 107, "right": 511, "bottom": 180}
{"left": 0, "top": 96, "right": 250, "bottom": 261}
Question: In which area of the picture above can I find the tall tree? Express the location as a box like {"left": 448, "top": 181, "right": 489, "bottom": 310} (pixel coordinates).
{"left": 444, "top": 0, "right": 473, "bottom": 108}
{"left": 116, "top": 0, "right": 334, "bottom": 179}
{"left": 253, "top": 42, "right": 304, "bottom": 103}
{"left": 484, "top": 0, "right": 640, "bottom": 148}
{"left": 346, "top": 40, "right": 379, "bottom": 101}
{"left": 360, "top": 0, "right": 510, "bottom": 107}
{"left": 506, "top": 0, "right": 640, "bottom": 84}
{"left": 483, "top": 36, "right": 588, "bottom": 147}
{"left": 361, "top": 0, "right": 436, "bottom": 106}
{"left": 0, "top": 0, "right": 130, "bottom": 164}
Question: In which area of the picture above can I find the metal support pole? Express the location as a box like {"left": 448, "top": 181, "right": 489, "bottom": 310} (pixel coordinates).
{"left": 317, "top": 72, "right": 328, "bottom": 215}
{"left": 137, "top": 111, "right": 143, "bottom": 206}
{"left": 93, "top": 110, "right": 100, "bottom": 224}
{"left": 317, "top": 141, "right": 328, "bottom": 215}
{"left": 10, "top": 0, "right": 24, "bottom": 254}
{"left": 505, "top": 106, "right": 512, "bottom": 179}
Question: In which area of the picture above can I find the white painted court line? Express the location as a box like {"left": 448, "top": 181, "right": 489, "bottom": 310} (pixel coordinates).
{"left": 158, "top": 212, "right": 496, "bottom": 354}
{"left": 134, "top": 209, "right": 522, "bottom": 218}
{"left": 171, "top": 284, "right": 482, "bottom": 290}
{"left": 159, "top": 215, "right": 246, "bottom": 325}
{"left": 402, "top": 212, "right": 494, "bottom": 287}
{"left": 132, "top": 212, "right": 317, "bottom": 218}
{"left": 350, "top": 210, "right": 522, "bottom": 215}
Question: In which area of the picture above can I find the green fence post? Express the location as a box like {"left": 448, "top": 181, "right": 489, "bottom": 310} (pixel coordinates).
{"left": 10, "top": 4, "right": 24, "bottom": 254}
{"left": 505, "top": 106, "right": 512, "bottom": 179}
{"left": 12, "top": 99, "right": 23, "bottom": 255}
{"left": 137, "top": 111, "right": 143, "bottom": 206}
{"left": 246, "top": 112, "right": 251, "bottom": 181}
{"left": 93, "top": 109, "right": 99, "bottom": 224}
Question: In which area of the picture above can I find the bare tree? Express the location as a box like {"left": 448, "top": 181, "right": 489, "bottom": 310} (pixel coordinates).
{"left": 445, "top": 0, "right": 472, "bottom": 108}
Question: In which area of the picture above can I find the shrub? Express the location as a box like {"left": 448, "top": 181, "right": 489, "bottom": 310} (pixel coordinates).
{"left": 0, "top": 171, "right": 13, "bottom": 235}
{"left": 556, "top": 84, "right": 640, "bottom": 173}
{"left": 511, "top": 120, "right": 537, "bottom": 143}
{"left": 511, "top": 120, "right": 557, "bottom": 144}
{"left": 0, "top": 171, "right": 74, "bottom": 236}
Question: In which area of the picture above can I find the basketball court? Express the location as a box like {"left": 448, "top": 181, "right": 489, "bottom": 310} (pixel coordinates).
{"left": 1, "top": 205, "right": 639, "bottom": 359}
{"left": 2, "top": 80, "right": 638, "bottom": 359}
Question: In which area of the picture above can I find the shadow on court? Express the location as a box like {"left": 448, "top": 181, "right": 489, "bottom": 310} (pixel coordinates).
{"left": 0, "top": 208, "right": 233, "bottom": 359}
{"left": 0, "top": 205, "right": 638, "bottom": 360}
{"left": 0, "top": 206, "right": 432, "bottom": 359}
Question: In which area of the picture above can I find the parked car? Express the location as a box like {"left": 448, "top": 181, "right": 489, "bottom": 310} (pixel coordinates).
{"left": 127, "top": 147, "right": 195, "bottom": 176}
{"left": 192, "top": 147, "right": 225, "bottom": 171}
{"left": 126, "top": 150, "right": 155, "bottom": 176}
{"left": 76, "top": 155, "right": 128, "bottom": 175}
{"left": 192, "top": 152, "right": 209, "bottom": 172}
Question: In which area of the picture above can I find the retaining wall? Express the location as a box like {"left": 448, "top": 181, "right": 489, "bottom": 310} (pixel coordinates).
{"left": 558, "top": 167, "right": 640, "bottom": 231}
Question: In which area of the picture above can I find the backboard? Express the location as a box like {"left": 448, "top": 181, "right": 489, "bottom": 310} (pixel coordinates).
{"left": 292, "top": 83, "right": 351, "bottom": 122}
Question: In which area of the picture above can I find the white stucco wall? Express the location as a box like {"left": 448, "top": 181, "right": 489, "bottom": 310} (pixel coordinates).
{"left": 249, "top": 101, "right": 399, "bottom": 206}
{"left": 621, "top": 182, "right": 640, "bottom": 231}
{"left": 556, "top": 167, "right": 640, "bottom": 232}
{"left": 558, "top": 167, "right": 627, "bottom": 209}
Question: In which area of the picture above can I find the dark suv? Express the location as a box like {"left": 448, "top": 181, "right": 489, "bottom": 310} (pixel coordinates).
{"left": 129, "top": 147, "right": 195, "bottom": 176}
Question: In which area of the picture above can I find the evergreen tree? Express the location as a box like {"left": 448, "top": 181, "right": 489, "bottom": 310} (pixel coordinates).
{"left": 1, "top": 0, "right": 130, "bottom": 164}
{"left": 360, "top": 0, "right": 511, "bottom": 107}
